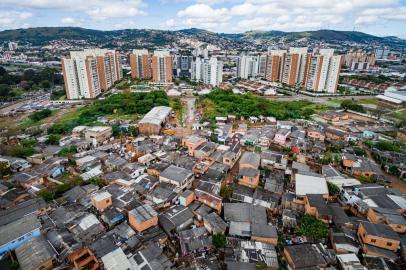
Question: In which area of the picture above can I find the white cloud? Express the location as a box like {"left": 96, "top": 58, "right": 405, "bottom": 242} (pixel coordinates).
{"left": 0, "top": 11, "right": 32, "bottom": 29}
{"left": 61, "top": 17, "right": 84, "bottom": 26}
{"left": 167, "top": 4, "right": 232, "bottom": 30}
{"left": 113, "top": 20, "right": 137, "bottom": 30}
{"left": 3, "top": 0, "right": 147, "bottom": 20}
{"left": 163, "top": 0, "right": 403, "bottom": 32}
{"left": 87, "top": 4, "right": 146, "bottom": 20}
{"left": 355, "top": 7, "right": 406, "bottom": 25}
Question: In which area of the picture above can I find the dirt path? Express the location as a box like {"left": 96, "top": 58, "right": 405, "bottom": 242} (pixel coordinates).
{"left": 174, "top": 97, "right": 196, "bottom": 138}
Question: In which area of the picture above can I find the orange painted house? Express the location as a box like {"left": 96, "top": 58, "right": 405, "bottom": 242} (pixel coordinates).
{"left": 128, "top": 204, "right": 158, "bottom": 232}
{"left": 367, "top": 208, "right": 406, "bottom": 234}
{"left": 357, "top": 222, "right": 401, "bottom": 260}
{"left": 182, "top": 135, "right": 206, "bottom": 157}
{"left": 91, "top": 191, "right": 112, "bottom": 212}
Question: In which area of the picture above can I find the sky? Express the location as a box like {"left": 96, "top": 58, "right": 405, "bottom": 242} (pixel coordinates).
{"left": 0, "top": 0, "right": 405, "bottom": 38}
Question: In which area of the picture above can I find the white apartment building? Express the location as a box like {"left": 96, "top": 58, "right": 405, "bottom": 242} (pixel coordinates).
{"left": 290, "top": 47, "right": 308, "bottom": 85}
{"left": 237, "top": 54, "right": 259, "bottom": 79}
{"left": 304, "top": 49, "right": 342, "bottom": 93}
{"left": 62, "top": 49, "right": 122, "bottom": 99}
{"left": 191, "top": 57, "right": 223, "bottom": 86}
{"left": 8, "top": 42, "right": 18, "bottom": 51}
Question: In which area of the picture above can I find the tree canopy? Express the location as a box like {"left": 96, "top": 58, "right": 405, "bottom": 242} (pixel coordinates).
{"left": 29, "top": 109, "right": 52, "bottom": 121}
{"left": 212, "top": 233, "right": 226, "bottom": 249}
{"left": 202, "top": 89, "right": 319, "bottom": 120}
{"left": 48, "top": 91, "right": 169, "bottom": 135}
{"left": 296, "top": 214, "right": 328, "bottom": 241}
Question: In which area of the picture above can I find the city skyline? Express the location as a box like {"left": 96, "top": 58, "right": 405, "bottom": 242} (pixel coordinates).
{"left": 0, "top": 0, "right": 406, "bottom": 38}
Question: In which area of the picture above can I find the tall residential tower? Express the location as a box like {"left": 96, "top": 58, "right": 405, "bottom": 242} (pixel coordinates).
{"left": 62, "top": 49, "right": 122, "bottom": 99}
{"left": 151, "top": 51, "right": 172, "bottom": 83}
{"left": 129, "top": 49, "right": 151, "bottom": 80}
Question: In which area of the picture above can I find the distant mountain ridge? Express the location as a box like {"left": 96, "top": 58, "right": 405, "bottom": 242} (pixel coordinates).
{"left": 0, "top": 27, "right": 404, "bottom": 47}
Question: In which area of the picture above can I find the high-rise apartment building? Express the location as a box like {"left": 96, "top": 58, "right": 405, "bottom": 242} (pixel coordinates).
{"left": 280, "top": 47, "right": 308, "bottom": 86}
{"left": 191, "top": 57, "right": 223, "bottom": 86}
{"left": 151, "top": 51, "right": 172, "bottom": 83}
{"left": 8, "top": 42, "right": 18, "bottom": 51}
{"left": 237, "top": 54, "right": 259, "bottom": 79}
{"left": 263, "top": 47, "right": 342, "bottom": 93}
{"left": 265, "top": 50, "right": 286, "bottom": 82}
{"left": 62, "top": 49, "right": 122, "bottom": 99}
{"left": 303, "top": 49, "right": 342, "bottom": 93}
{"left": 257, "top": 54, "right": 267, "bottom": 78}
{"left": 344, "top": 51, "right": 375, "bottom": 70}
{"left": 129, "top": 49, "right": 151, "bottom": 80}
{"left": 173, "top": 53, "right": 193, "bottom": 78}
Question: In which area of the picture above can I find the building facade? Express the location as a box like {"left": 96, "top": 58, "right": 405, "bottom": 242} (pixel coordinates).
{"left": 62, "top": 49, "right": 122, "bottom": 99}
{"left": 191, "top": 57, "right": 223, "bottom": 86}
{"left": 129, "top": 49, "right": 151, "bottom": 80}
{"left": 152, "top": 50, "right": 172, "bottom": 83}
{"left": 263, "top": 47, "right": 342, "bottom": 93}
{"left": 173, "top": 53, "right": 193, "bottom": 78}
{"left": 237, "top": 54, "right": 259, "bottom": 79}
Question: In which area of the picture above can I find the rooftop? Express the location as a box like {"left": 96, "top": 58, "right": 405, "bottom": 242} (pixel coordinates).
{"left": 15, "top": 237, "right": 54, "bottom": 270}
{"left": 138, "top": 106, "right": 172, "bottom": 126}
{"left": 129, "top": 204, "right": 158, "bottom": 223}
{"left": 295, "top": 172, "right": 328, "bottom": 196}
{"left": 361, "top": 221, "right": 400, "bottom": 240}
{"left": 0, "top": 214, "right": 41, "bottom": 246}
{"left": 160, "top": 165, "right": 193, "bottom": 183}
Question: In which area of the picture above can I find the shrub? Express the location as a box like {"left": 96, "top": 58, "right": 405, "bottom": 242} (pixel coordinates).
{"left": 212, "top": 233, "right": 226, "bottom": 249}
{"left": 296, "top": 214, "right": 328, "bottom": 241}
{"left": 29, "top": 109, "right": 52, "bottom": 121}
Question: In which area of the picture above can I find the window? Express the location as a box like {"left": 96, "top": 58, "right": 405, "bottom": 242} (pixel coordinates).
{"left": 387, "top": 242, "right": 392, "bottom": 247}
{"left": 371, "top": 239, "right": 376, "bottom": 243}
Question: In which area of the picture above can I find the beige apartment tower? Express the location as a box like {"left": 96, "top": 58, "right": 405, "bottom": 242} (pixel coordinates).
{"left": 129, "top": 49, "right": 151, "bottom": 80}
{"left": 151, "top": 50, "right": 172, "bottom": 83}
{"left": 62, "top": 49, "right": 122, "bottom": 99}
{"left": 263, "top": 47, "right": 342, "bottom": 93}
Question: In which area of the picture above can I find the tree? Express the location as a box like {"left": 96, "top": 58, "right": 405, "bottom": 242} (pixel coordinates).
{"left": 340, "top": 100, "right": 365, "bottom": 113}
{"left": 38, "top": 190, "right": 53, "bottom": 202}
{"left": 40, "top": 80, "right": 51, "bottom": 89}
{"left": 128, "top": 126, "right": 139, "bottom": 137}
{"left": 0, "top": 84, "right": 12, "bottom": 98}
{"left": 46, "top": 134, "right": 62, "bottom": 145}
{"left": 353, "top": 146, "right": 366, "bottom": 157}
{"left": 29, "top": 109, "right": 52, "bottom": 121}
{"left": 327, "top": 182, "right": 340, "bottom": 196}
{"left": 212, "top": 233, "right": 226, "bottom": 249}
{"left": 256, "top": 261, "right": 268, "bottom": 270}
{"left": 58, "top": 145, "right": 77, "bottom": 157}
{"left": 375, "top": 141, "right": 401, "bottom": 152}
{"left": 0, "top": 161, "right": 10, "bottom": 177}
{"left": 388, "top": 165, "right": 399, "bottom": 176}
{"left": 296, "top": 214, "right": 328, "bottom": 241}
{"left": 89, "top": 177, "right": 106, "bottom": 187}
{"left": 220, "top": 185, "right": 233, "bottom": 201}
{"left": 9, "top": 261, "right": 20, "bottom": 270}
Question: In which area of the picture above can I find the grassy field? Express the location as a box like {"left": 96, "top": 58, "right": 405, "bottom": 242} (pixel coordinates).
{"left": 327, "top": 97, "right": 378, "bottom": 105}
{"left": 359, "top": 98, "right": 378, "bottom": 105}
{"left": 388, "top": 108, "right": 406, "bottom": 122}
{"left": 200, "top": 90, "right": 331, "bottom": 121}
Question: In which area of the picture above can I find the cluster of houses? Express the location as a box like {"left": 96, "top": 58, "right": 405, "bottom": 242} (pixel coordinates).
{"left": 0, "top": 105, "right": 405, "bottom": 270}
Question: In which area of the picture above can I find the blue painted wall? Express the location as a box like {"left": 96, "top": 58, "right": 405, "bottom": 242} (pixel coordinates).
{"left": 0, "top": 228, "right": 41, "bottom": 256}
